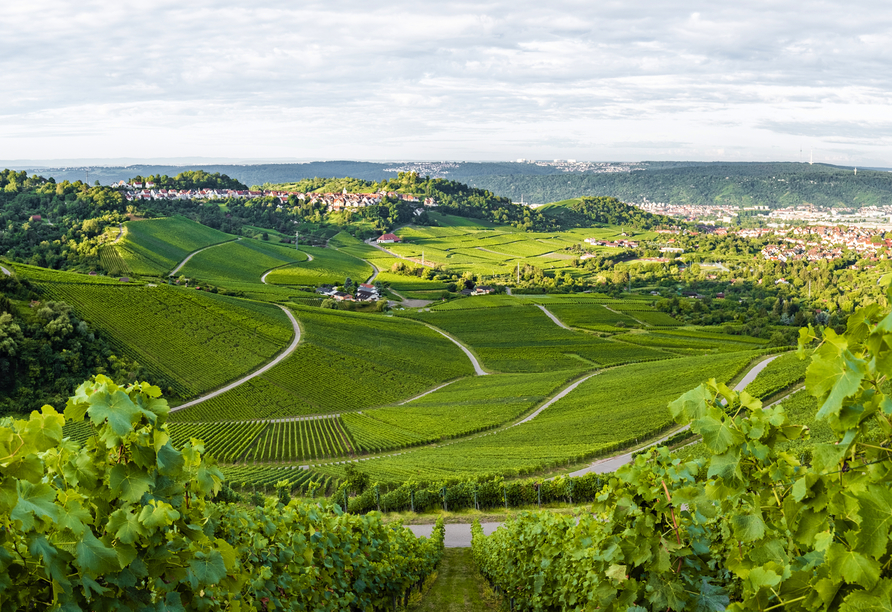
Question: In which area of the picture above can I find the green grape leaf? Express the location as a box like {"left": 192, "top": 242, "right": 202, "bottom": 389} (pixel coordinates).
{"left": 731, "top": 504, "right": 766, "bottom": 543}
{"left": 23, "top": 405, "right": 64, "bottom": 451}
{"left": 828, "top": 543, "right": 881, "bottom": 590}
{"left": 668, "top": 384, "right": 713, "bottom": 422}
{"left": 109, "top": 464, "right": 154, "bottom": 503}
{"left": 694, "top": 415, "right": 743, "bottom": 454}
{"left": 11, "top": 480, "right": 59, "bottom": 531}
{"left": 138, "top": 500, "right": 180, "bottom": 529}
{"left": 108, "top": 508, "right": 146, "bottom": 545}
{"left": 87, "top": 389, "right": 141, "bottom": 438}
{"left": 605, "top": 564, "right": 627, "bottom": 582}
{"left": 156, "top": 441, "right": 184, "bottom": 477}
{"left": 807, "top": 344, "right": 867, "bottom": 420}
{"left": 839, "top": 578, "right": 892, "bottom": 612}
{"left": 74, "top": 530, "right": 120, "bottom": 577}
{"left": 855, "top": 485, "right": 892, "bottom": 558}
{"left": 188, "top": 550, "right": 227, "bottom": 586}
{"left": 693, "top": 577, "right": 729, "bottom": 612}
{"left": 28, "top": 535, "right": 70, "bottom": 587}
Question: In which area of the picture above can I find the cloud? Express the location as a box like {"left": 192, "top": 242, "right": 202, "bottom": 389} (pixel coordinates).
{"left": 1, "top": 1, "right": 891, "bottom": 164}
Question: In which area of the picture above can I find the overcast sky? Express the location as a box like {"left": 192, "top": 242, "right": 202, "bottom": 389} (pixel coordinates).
{"left": 2, "top": 1, "right": 891, "bottom": 165}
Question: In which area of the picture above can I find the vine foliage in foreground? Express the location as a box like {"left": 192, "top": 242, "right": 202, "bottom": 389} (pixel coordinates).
{"left": 472, "top": 301, "right": 892, "bottom": 611}
{"left": 0, "top": 375, "right": 445, "bottom": 610}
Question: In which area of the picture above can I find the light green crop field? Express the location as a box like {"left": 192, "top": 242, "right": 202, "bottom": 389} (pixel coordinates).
{"left": 745, "top": 350, "right": 809, "bottom": 399}
{"left": 612, "top": 329, "right": 766, "bottom": 355}
{"left": 540, "top": 303, "right": 644, "bottom": 330}
{"left": 169, "top": 306, "right": 476, "bottom": 421}
{"left": 342, "top": 371, "right": 581, "bottom": 453}
{"left": 402, "top": 305, "right": 669, "bottom": 372}
{"left": 179, "top": 238, "right": 309, "bottom": 285}
{"left": 264, "top": 245, "right": 373, "bottom": 286}
{"left": 313, "top": 351, "right": 757, "bottom": 483}
{"left": 41, "top": 283, "right": 293, "bottom": 398}
{"left": 117, "top": 216, "right": 234, "bottom": 275}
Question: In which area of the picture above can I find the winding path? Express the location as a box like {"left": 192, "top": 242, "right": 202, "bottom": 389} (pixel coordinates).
{"left": 0, "top": 265, "right": 10, "bottom": 276}
{"left": 517, "top": 372, "right": 598, "bottom": 424}
{"left": 536, "top": 304, "right": 570, "bottom": 329}
{"left": 260, "top": 251, "right": 313, "bottom": 284}
{"left": 170, "top": 305, "right": 302, "bottom": 413}
{"left": 399, "top": 380, "right": 459, "bottom": 405}
{"left": 168, "top": 238, "right": 238, "bottom": 277}
{"left": 564, "top": 354, "right": 781, "bottom": 477}
{"left": 424, "top": 324, "right": 488, "bottom": 375}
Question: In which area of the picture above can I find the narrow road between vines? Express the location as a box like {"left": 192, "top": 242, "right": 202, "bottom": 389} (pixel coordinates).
{"left": 565, "top": 354, "right": 780, "bottom": 477}
{"left": 260, "top": 251, "right": 313, "bottom": 284}
{"left": 0, "top": 266, "right": 10, "bottom": 276}
{"left": 168, "top": 238, "right": 239, "bottom": 277}
{"left": 536, "top": 304, "right": 570, "bottom": 329}
{"left": 516, "top": 372, "right": 598, "bottom": 424}
{"left": 170, "top": 305, "right": 301, "bottom": 413}
{"left": 408, "top": 523, "right": 501, "bottom": 548}
{"left": 424, "top": 324, "right": 488, "bottom": 376}
{"left": 408, "top": 548, "right": 501, "bottom": 611}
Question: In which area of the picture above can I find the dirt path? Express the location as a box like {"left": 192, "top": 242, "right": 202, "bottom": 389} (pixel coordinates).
{"left": 170, "top": 305, "right": 301, "bottom": 413}
{"left": 260, "top": 251, "right": 313, "bottom": 284}
{"left": 407, "top": 548, "right": 501, "bottom": 611}
{"left": 169, "top": 238, "right": 239, "bottom": 277}
{"left": 517, "top": 372, "right": 598, "bottom": 424}
{"left": 564, "top": 354, "right": 780, "bottom": 477}
{"left": 536, "top": 304, "right": 570, "bottom": 330}
{"left": 399, "top": 380, "right": 460, "bottom": 405}
{"left": 424, "top": 324, "right": 488, "bottom": 375}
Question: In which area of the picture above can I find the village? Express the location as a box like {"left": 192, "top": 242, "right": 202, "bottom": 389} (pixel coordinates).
{"left": 113, "top": 181, "right": 439, "bottom": 213}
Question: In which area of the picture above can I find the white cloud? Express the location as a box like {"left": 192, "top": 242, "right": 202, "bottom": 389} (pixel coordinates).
{"left": 1, "top": 0, "right": 891, "bottom": 165}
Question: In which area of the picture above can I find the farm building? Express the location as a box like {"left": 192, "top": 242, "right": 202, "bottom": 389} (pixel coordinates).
{"left": 377, "top": 233, "right": 401, "bottom": 244}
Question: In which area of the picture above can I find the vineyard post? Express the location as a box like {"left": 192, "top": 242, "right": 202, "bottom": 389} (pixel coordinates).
{"left": 343, "top": 489, "right": 348, "bottom": 512}
{"left": 375, "top": 484, "right": 380, "bottom": 512}
{"left": 441, "top": 486, "right": 447, "bottom": 512}
{"left": 503, "top": 484, "right": 508, "bottom": 511}
{"left": 474, "top": 486, "right": 478, "bottom": 511}
{"left": 410, "top": 489, "right": 415, "bottom": 513}
{"left": 536, "top": 483, "right": 541, "bottom": 509}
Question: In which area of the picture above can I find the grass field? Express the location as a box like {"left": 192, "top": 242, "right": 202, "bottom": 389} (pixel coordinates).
{"left": 402, "top": 305, "right": 668, "bottom": 372}
{"left": 312, "top": 351, "right": 758, "bottom": 483}
{"left": 117, "top": 216, "right": 234, "bottom": 276}
{"left": 41, "top": 284, "right": 293, "bottom": 398}
{"left": 170, "top": 306, "right": 476, "bottom": 421}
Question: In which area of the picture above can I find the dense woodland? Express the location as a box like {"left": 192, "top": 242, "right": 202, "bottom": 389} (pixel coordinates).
{"left": 467, "top": 162, "right": 892, "bottom": 207}
{"left": 542, "top": 196, "right": 676, "bottom": 229}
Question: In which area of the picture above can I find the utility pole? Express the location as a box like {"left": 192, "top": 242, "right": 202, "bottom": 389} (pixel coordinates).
{"left": 295, "top": 231, "right": 299, "bottom": 250}
{"left": 516, "top": 262, "right": 520, "bottom": 283}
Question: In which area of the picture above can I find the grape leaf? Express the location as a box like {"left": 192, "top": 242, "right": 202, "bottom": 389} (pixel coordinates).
{"left": 188, "top": 550, "right": 227, "bottom": 586}
{"left": 828, "top": 543, "right": 881, "bottom": 590}
{"left": 11, "top": 480, "right": 58, "bottom": 531}
{"left": 109, "top": 464, "right": 154, "bottom": 503}
{"left": 74, "top": 530, "right": 120, "bottom": 577}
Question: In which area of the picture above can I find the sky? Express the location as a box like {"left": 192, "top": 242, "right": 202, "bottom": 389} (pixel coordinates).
{"left": 2, "top": 1, "right": 891, "bottom": 166}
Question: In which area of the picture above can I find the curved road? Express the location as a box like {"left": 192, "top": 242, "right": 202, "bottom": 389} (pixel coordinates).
{"left": 536, "top": 304, "right": 570, "bottom": 330}
{"left": 564, "top": 354, "right": 781, "bottom": 477}
{"left": 517, "top": 372, "right": 598, "bottom": 424}
{"left": 169, "top": 238, "right": 238, "bottom": 277}
{"left": 0, "top": 266, "right": 10, "bottom": 276}
{"left": 170, "top": 305, "right": 302, "bottom": 413}
{"left": 424, "top": 324, "right": 488, "bottom": 375}
{"left": 260, "top": 251, "right": 313, "bottom": 284}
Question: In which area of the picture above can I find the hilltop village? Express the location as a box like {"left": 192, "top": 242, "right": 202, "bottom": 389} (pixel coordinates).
{"left": 114, "top": 180, "right": 439, "bottom": 213}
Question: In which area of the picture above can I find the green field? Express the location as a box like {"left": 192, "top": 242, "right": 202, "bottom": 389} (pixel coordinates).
{"left": 402, "top": 305, "right": 668, "bottom": 372}
{"left": 313, "top": 351, "right": 757, "bottom": 483}
{"left": 40, "top": 284, "right": 293, "bottom": 398}
{"left": 170, "top": 306, "right": 476, "bottom": 421}
{"left": 265, "top": 245, "right": 374, "bottom": 286}
{"left": 745, "top": 350, "right": 808, "bottom": 399}
{"left": 116, "top": 216, "right": 234, "bottom": 276}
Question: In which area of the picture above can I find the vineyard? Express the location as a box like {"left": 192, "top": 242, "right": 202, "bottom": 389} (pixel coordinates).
{"left": 402, "top": 305, "right": 669, "bottom": 372}
{"left": 8, "top": 261, "right": 138, "bottom": 284}
{"left": 117, "top": 215, "right": 234, "bottom": 275}
{"left": 264, "top": 245, "right": 373, "bottom": 285}
{"left": 312, "top": 351, "right": 758, "bottom": 483}
{"left": 40, "top": 283, "right": 293, "bottom": 397}
{"left": 179, "top": 237, "right": 309, "bottom": 285}
{"left": 247, "top": 416, "right": 356, "bottom": 462}
{"left": 170, "top": 305, "right": 474, "bottom": 420}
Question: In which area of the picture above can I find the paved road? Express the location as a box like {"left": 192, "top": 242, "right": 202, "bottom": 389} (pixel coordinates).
{"left": 564, "top": 354, "right": 780, "bottom": 478}
{"left": 115, "top": 223, "right": 124, "bottom": 242}
{"left": 399, "top": 380, "right": 459, "bottom": 405}
{"left": 170, "top": 306, "right": 301, "bottom": 412}
{"left": 261, "top": 251, "right": 313, "bottom": 284}
{"left": 424, "top": 324, "right": 488, "bottom": 375}
{"left": 536, "top": 304, "right": 570, "bottom": 329}
{"left": 408, "top": 522, "right": 502, "bottom": 547}
{"left": 0, "top": 265, "right": 10, "bottom": 276}
{"left": 169, "top": 238, "right": 238, "bottom": 277}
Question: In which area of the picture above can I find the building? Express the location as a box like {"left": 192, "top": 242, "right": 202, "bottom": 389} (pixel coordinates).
{"left": 377, "top": 233, "right": 402, "bottom": 244}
